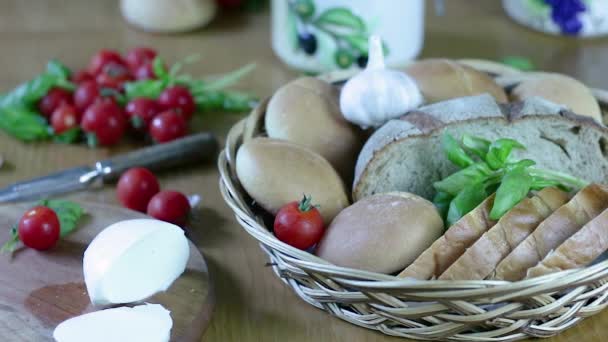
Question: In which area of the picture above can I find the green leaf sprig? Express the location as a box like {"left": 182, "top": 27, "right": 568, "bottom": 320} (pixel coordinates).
{"left": 1, "top": 199, "right": 85, "bottom": 253}
{"left": 434, "top": 133, "right": 589, "bottom": 226}
{"left": 124, "top": 56, "right": 257, "bottom": 113}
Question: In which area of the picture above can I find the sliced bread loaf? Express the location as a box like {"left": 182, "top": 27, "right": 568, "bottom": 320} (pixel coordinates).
{"left": 397, "top": 195, "right": 496, "bottom": 280}
{"left": 353, "top": 95, "right": 608, "bottom": 201}
{"left": 492, "top": 183, "right": 608, "bottom": 281}
{"left": 439, "top": 188, "right": 569, "bottom": 280}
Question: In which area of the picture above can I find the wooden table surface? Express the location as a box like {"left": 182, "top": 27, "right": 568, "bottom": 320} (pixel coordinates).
{"left": 1, "top": 1, "right": 608, "bottom": 341}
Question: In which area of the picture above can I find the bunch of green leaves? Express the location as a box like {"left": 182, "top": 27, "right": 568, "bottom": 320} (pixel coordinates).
{"left": 434, "top": 133, "right": 588, "bottom": 226}
{"left": 124, "top": 56, "right": 257, "bottom": 113}
{"left": 0, "top": 60, "right": 76, "bottom": 142}
{"left": 1, "top": 199, "right": 85, "bottom": 253}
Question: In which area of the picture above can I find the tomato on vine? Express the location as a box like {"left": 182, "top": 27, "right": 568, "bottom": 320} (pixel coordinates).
{"left": 81, "top": 98, "right": 127, "bottom": 146}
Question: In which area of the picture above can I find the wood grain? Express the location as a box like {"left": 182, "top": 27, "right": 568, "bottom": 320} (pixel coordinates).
{"left": 0, "top": 202, "right": 213, "bottom": 341}
{"left": 1, "top": 1, "right": 608, "bottom": 341}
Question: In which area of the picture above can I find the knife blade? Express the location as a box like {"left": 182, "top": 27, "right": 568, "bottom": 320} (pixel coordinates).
{"left": 0, "top": 132, "right": 218, "bottom": 203}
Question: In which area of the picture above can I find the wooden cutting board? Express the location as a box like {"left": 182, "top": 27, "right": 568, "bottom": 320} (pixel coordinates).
{"left": 0, "top": 202, "right": 214, "bottom": 342}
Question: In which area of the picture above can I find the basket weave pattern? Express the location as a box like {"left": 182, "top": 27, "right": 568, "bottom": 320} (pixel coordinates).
{"left": 218, "top": 65, "right": 608, "bottom": 341}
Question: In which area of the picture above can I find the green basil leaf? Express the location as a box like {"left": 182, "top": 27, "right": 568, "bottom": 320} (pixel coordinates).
{"left": 433, "top": 163, "right": 492, "bottom": 195}
{"left": 461, "top": 134, "right": 491, "bottom": 159}
{"left": 53, "top": 127, "right": 81, "bottom": 144}
{"left": 490, "top": 166, "right": 532, "bottom": 220}
{"left": 485, "top": 138, "right": 525, "bottom": 170}
{"left": 446, "top": 182, "right": 488, "bottom": 227}
{"left": 38, "top": 199, "right": 85, "bottom": 237}
{"left": 153, "top": 57, "right": 168, "bottom": 80}
{"left": 442, "top": 133, "right": 475, "bottom": 168}
{"left": 0, "top": 106, "right": 51, "bottom": 141}
{"left": 500, "top": 56, "right": 535, "bottom": 71}
{"left": 124, "top": 80, "right": 165, "bottom": 100}
{"left": 314, "top": 7, "right": 366, "bottom": 33}
{"left": 0, "top": 224, "right": 19, "bottom": 253}
{"left": 505, "top": 159, "right": 536, "bottom": 171}
{"left": 46, "top": 60, "right": 71, "bottom": 79}
{"left": 433, "top": 191, "right": 453, "bottom": 221}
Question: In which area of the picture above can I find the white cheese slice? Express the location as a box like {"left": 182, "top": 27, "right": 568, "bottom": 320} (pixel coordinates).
{"left": 53, "top": 303, "right": 171, "bottom": 342}
{"left": 84, "top": 219, "right": 189, "bottom": 305}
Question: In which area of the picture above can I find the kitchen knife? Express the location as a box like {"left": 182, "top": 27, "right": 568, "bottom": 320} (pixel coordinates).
{"left": 0, "top": 132, "right": 219, "bottom": 203}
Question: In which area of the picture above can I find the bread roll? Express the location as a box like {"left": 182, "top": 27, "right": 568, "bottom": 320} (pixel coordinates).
{"left": 235, "top": 138, "right": 349, "bottom": 224}
{"left": 439, "top": 188, "right": 569, "bottom": 280}
{"left": 397, "top": 195, "right": 496, "bottom": 280}
{"left": 526, "top": 207, "right": 608, "bottom": 278}
{"left": 511, "top": 73, "right": 602, "bottom": 123}
{"left": 315, "top": 192, "right": 443, "bottom": 274}
{"left": 492, "top": 183, "right": 608, "bottom": 281}
{"left": 404, "top": 59, "right": 508, "bottom": 104}
{"left": 265, "top": 77, "right": 362, "bottom": 181}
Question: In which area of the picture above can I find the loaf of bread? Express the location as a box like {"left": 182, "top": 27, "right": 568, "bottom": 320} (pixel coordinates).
{"left": 492, "top": 183, "right": 608, "bottom": 281}
{"left": 353, "top": 95, "right": 608, "bottom": 201}
{"left": 511, "top": 73, "right": 602, "bottom": 124}
{"left": 397, "top": 195, "right": 496, "bottom": 280}
{"left": 439, "top": 188, "right": 569, "bottom": 280}
{"left": 404, "top": 59, "right": 508, "bottom": 104}
{"left": 526, "top": 207, "right": 608, "bottom": 278}
{"left": 316, "top": 192, "right": 443, "bottom": 274}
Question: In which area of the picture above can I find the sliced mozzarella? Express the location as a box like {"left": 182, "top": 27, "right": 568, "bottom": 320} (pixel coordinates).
{"left": 53, "top": 303, "right": 171, "bottom": 342}
{"left": 84, "top": 219, "right": 189, "bottom": 305}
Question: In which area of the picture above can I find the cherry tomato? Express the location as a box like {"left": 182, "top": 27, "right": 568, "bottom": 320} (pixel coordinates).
{"left": 273, "top": 196, "right": 324, "bottom": 250}
{"left": 88, "top": 49, "right": 126, "bottom": 75}
{"left": 147, "top": 190, "right": 191, "bottom": 226}
{"left": 125, "top": 47, "right": 157, "bottom": 71}
{"left": 74, "top": 81, "right": 101, "bottom": 112}
{"left": 117, "top": 167, "right": 160, "bottom": 212}
{"left": 81, "top": 98, "right": 127, "bottom": 146}
{"left": 149, "top": 110, "right": 187, "bottom": 143}
{"left": 95, "top": 64, "right": 133, "bottom": 90}
{"left": 38, "top": 87, "right": 72, "bottom": 118}
{"left": 158, "top": 86, "right": 195, "bottom": 120}
{"left": 133, "top": 62, "right": 156, "bottom": 80}
{"left": 125, "top": 98, "right": 161, "bottom": 132}
{"left": 51, "top": 104, "right": 80, "bottom": 134}
{"left": 71, "top": 70, "right": 94, "bottom": 84}
{"left": 18, "top": 206, "right": 61, "bottom": 251}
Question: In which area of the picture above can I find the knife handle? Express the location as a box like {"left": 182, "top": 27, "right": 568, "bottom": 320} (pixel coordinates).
{"left": 97, "top": 132, "right": 219, "bottom": 181}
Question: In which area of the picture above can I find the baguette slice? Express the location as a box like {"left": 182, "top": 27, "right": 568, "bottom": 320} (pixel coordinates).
{"left": 397, "top": 195, "right": 496, "bottom": 280}
{"left": 439, "top": 188, "right": 569, "bottom": 280}
{"left": 526, "top": 207, "right": 608, "bottom": 278}
{"left": 492, "top": 183, "right": 608, "bottom": 281}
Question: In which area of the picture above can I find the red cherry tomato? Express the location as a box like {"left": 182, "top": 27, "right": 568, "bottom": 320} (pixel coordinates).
{"left": 74, "top": 81, "right": 101, "bottom": 112}
{"left": 125, "top": 98, "right": 161, "bottom": 132}
{"left": 38, "top": 87, "right": 72, "bottom": 118}
{"left": 158, "top": 86, "right": 195, "bottom": 120}
{"left": 81, "top": 99, "right": 127, "bottom": 146}
{"left": 117, "top": 167, "right": 160, "bottom": 212}
{"left": 95, "top": 66, "right": 133, "bottom": 90}
{"left": 125, "top": 47, "right": 157, "bottom": 71}
{"left": 88, "top": 49, "right": 126, "bottom": 75}
{"left": 149, "top": 110, "right": 187, "bottom": 143}
{"left": 133, "top": 62, "right": 156, "bottom": 80}
{"left": 147, "top": 190, "right": 191, "bottom": 226}
{"left": 71, "top": 70, "right": 94, "bottom": 84}
{"left": 18, "top": 206, "right": 61, "bottom": 251}
{"left": 273, "top": 196, "right": 324, "bottom": 250}
{"left": 51, "top": 104, "right": 80, "bottom": 134}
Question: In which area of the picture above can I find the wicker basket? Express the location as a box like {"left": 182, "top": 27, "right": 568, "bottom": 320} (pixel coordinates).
{"left": 218, "top": 60, "right": 608, "bottom": 341}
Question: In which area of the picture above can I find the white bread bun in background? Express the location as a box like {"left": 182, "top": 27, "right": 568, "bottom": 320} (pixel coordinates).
{"left": 315, "top": 192, "right": 443, "bottom": 274}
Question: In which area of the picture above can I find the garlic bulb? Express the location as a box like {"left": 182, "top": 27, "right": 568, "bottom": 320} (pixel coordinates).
{"left": 339, "top": 36, "right": 423, "bottom": 128}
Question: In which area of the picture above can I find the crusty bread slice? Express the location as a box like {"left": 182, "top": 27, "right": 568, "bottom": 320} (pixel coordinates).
{"left": 526, "top": 207, "right": 608, "bottom": 278}
{"left": 397, "top": 195, "right": 496, "bottom": 280}
{"left": 353, "top": 95, "right": 608, "bottom": 201}
{"left": 492, "top": 184, "right": 608, "bottom": 281}
{"left": 439, "top": 188, "right": 569, "bottom": 280}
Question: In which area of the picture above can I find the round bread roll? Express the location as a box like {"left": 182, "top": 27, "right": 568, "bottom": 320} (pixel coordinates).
{"left": 265, "top": 77, "right": 362, "bottom": 181}
{"left": 315, "top": 192, "right": 443, "bottom": 274}
{"left": 405, "top": 59, "right": 508, "bottom": 104}
{"left": 236, "top": 137, "right": 349, "bottom": 224}
{"left": 511, "top": 73, "right": 602, "bottom": 123}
